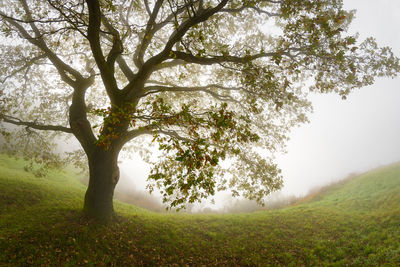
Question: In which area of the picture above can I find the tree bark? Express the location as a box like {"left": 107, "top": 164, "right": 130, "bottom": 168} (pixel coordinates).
{"left": 84, "top": 148, "right": 120, "bottom": 221}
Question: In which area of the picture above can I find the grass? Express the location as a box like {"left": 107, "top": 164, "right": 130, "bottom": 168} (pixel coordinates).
{"left": 1, "top": 154, "right": 400, "bottom": 266}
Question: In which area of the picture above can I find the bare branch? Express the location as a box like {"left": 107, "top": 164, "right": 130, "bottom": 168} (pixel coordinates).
{"left": 101, "top": 15, "right": 124, "bottom": 67}
{"left": 86, "top": 0, "right": 121, "bottom": 103}
{"left": 171, "top": 50, "right": 278, "bottom": 65}
{"left": 221, "top": 4, "right": 280, "bottom": 17}
{"left": 153, "top": 59, "right": 186, "bottom": 71}
{"left": 1, "top": 115, "right": 73, "bottom": 133}
{"left": 145, "top": 79, "right": 175, "bottom": 86}
{"left": 0, "top": 5, "right": 85, "bottom": 87}
{"left": 124, "top": 0, "right": 230, "bottom": 99}
{"left": 159, "top": 0, "right": 229, "bottom": 59}
{"left": 122, "top": 125, "right": 194, "bottom": 146}
{"left": 0, "top": 12, "right": 67, "bottom": 25}
{"left": 133, "top": 0, "right": 198, "bottom": 68}
{"left": 121, "top": 126, "right": 153, "bottom": 145}
{"left": 134, "top": 0, "right": 164, "bottom": 68}
{"left": 143, "top": 0, "right": 152, "bottom": 16}
{"left": 20, "top": 0, "right": 42, "bottom": 37}
{"left": 142, "top": 84, "right": 240, "bottom": 102}
{"left": 158, "top": 129, "right": 195, "bottom": 143}
{"left": 100, "top": 14, "right": 136, "bottom": 82}
{"left": 116, "top": 55, "right": 136, "bottom": 81}
{"left": 0, "top": 54, "right": 46, "bottom": 84}
{"left": 45, "top": 0, "right": 87, "bottom": 38}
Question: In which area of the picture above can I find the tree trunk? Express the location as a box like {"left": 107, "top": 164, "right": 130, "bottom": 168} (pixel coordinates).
{"left": 84, "top": 148, "right": 120, "bottom": 221}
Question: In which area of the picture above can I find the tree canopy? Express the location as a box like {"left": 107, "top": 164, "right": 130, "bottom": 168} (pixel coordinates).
{"left": 0, "top": 0, "right": 399, "bottom": 215}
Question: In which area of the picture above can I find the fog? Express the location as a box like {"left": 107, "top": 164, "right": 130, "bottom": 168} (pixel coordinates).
{"left": 116, "top": 0, "right": 400, "bottom": 212}
{"left": 0, "top": 0, "right": 397, "bottom": 213}
{"left": 276, "top": 0, "right": 400, "bottom": 195}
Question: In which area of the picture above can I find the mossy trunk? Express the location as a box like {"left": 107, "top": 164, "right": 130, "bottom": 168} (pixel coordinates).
{"left": 84, "top": 148, "right": 120, "bottom": 221}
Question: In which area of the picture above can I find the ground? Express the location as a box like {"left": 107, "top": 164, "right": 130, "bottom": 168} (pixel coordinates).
{"left": 1, "top": 154, "right": 400, "bottom": 266}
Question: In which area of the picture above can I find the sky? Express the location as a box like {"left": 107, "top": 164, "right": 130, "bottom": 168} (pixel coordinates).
{"left": 276, "top": 0, "right": 400, "bottom": 195}
{"left": 119, "top": 0, "right": 400, "bottom": 210}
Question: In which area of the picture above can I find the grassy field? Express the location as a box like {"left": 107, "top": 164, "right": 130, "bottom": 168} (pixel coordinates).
{"left": 1, "top": 154, "right": 400, "bottom": 266}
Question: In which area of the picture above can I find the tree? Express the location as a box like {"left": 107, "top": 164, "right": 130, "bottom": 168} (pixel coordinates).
{"left": 0, "top": 0, "right": 399, "bottom": 220}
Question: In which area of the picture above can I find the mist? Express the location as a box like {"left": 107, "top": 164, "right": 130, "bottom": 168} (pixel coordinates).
{"left": 276, "top": 0, "right": 400, "bottom": 196}
{"left": 4, "top": 0, "right": 396, "bottom": 213}
{"left": 116, "top": 0, "right": 400, "bottom": 212}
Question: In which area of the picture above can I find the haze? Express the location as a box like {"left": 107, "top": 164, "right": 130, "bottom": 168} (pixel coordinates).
{"left": 118, "top": 0, "right": 400, "bottom": 211}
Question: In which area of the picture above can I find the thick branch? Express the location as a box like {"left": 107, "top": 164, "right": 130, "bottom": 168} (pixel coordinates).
{"left": 46, "top": 0, "right": 87, "bottom": 37}
{"left": 116, "top": 55, "right": 136, "bottom": 81}
{"left": 121, "top": 126, "right": 194, "bottom": 146}
{"left": 143, "top": 0, "right": 152, "bottom": 16}
{"left": 86, "top": 0, "right": 121, "bottom": 103}
{"left": 133, "top": 0, "right": 199, "bottom": 68}
{"left": 123, "top": 0, "right": 229, "bottom": 98}
{"left": 156, "top": 0, "right": 229, "bottom": 61}
{"left": 101, "top": 15, "right": 124, "bottom": 67}
{"left": 1, "top": 115, "right": 72, "bottom": 133}
{"left": 120, "top": 126, "right": 153, "bottom": 146}
{"left": 2, "top": 2, "right": 97, "bottom": 154}
{"left": 153, "top": 59, "right": 186, "bottom": 71}
{"left": 142, "top": 84, "right": 239, "bottom": 102}
{"left": 134, "top": 0, "right": 164, "bottom": 68}
{"left": 171, "top": 50, "right": 278, "bottom": 65}
{"left": 98, "top": 18, "right": 136, "bottom": 82}
{"left": 158, "top": 129, "right": 194, "bottom": 143}
{"left": 68, "top": 86, "right": 97, "bottom": 155}
{"left": 0, "top": 8, "right": 84, "bottom": 87}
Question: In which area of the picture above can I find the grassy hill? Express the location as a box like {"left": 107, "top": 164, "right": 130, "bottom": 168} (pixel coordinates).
{"left": 1, "top": 154, "right": 400, "bottom": 266}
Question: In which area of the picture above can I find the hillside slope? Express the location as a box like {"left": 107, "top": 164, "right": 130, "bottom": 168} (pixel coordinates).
{"left": 1, "top": 154, "right": 399, "bottom": 266}
{"left": 300, "top": 163, "right": 400, "bottom": 211}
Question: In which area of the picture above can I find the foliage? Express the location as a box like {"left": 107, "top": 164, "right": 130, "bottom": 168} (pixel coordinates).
{"left": 0, "top": 0, "right": 399, "bottom": 209}
{"left": 1, "top": 154, "right": 400, "bottom": 265}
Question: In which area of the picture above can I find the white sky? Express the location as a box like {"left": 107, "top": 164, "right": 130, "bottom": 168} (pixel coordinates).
{"left": 120, "top": 0, "right": 400, "bottom": 208}
{"left": 276, "top": 0, "right": 400, "bottom": 195}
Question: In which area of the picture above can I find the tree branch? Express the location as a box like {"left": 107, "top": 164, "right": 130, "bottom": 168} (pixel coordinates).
{"left": 121, "top": 126, "right": 153, "bottom": 145}
{"left": 134, "top": 0, "right": 164, "bottom": 68}
{"left": 153, "top": 59, "right": 186, "bottom": 71}
{"left": 0, "top": 53, "right": 46, "bottom": 84}
{"left": 97, "top": 17, "right": 136, "bottom": 83}
{"left": 101, "top": 15, "right": 124, "bottom": 68}
{"left": 143, "top": 0, "right": 152, "bottom": 16}
{"left": 1, "top": 115, "right": 73, "bottom": 133}
{"left": 156, "top": 0, "right": 229, "bottom": 61}
{"left": 123, "top": 0, "right": 229, "bottom": 99}
{"left": 121, "top": 125, "right": 194, "bottom": 146}
{"left": 221, "top": 4, "right": 280, "bottom": 16}
{"left": 157, "top": 129, "right": 195, "bottom": 143}
{"left": 0, "top": 5, "right": 85, "bottom": 87}
{"left": 131, "top": 1, "right": 192, "bottom": 69}
{"left": 116, "top": 55, "right": 136, "bottom": 81}
{"left": 2, "top": 2, "right": 96, "bottom": 154}
{"left": 142, "top": 84, "right": 240, "bottom": 102}
{"left": 171, "top": 50, "right": 278, "bottom": 65}
{"left": 86, "top": 0, "right": 121, "bottom": 103}
{"left": 45, "top": 0, "right": 87, "bottom": 38}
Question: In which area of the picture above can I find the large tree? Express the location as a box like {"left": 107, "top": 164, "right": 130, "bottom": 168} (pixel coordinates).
{"left": 0, "top": 0, "right": 398, "bottom": 220}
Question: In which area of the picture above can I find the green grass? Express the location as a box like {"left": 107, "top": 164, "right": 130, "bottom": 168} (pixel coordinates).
{"left": 1, "top": 154, "right": 400, "bottom": 266}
